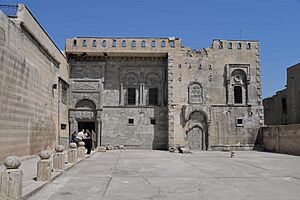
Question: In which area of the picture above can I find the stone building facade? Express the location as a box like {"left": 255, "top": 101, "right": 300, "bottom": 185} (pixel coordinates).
{"left": 0, "top": 4, "right": 69, "bottom": 162}
{"left": 264, "top": 63, "right": 300, "bottom": 125}
{"left": 65, "top": 37, "right": 264, "bottom": 151}
{"left": 0, "top": 4, "right": 264, "bottom": 162}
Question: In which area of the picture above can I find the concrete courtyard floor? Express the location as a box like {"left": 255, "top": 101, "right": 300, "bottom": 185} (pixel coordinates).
{"left": 27, "top": 150, "right": 300, "bottom": 200}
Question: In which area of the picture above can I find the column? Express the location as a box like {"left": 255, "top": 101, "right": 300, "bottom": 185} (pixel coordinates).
{"left": 135, "top": 87, "right": 139, "bottom": 106}
{"left": 139, "top": 83, "right": 145, "bottom": 106}
{"left": 97, "top": 117, "right": 101, "bottom": 147}
{"left": 120, "top": 82, "right": 124, "bottom": 106}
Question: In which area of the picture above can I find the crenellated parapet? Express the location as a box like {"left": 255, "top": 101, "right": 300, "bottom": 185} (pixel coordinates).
{"left": 66, "top": 37, "right": 182, "bottom": 55}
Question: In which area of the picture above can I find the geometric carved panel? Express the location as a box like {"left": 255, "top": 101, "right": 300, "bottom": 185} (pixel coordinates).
{"left": 188, "top": 82, "right": 203, "bottom": 104}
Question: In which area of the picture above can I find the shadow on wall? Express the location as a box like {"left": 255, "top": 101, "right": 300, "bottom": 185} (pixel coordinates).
{"left": 152, "top": 106, "right": 168, "bottom": 150}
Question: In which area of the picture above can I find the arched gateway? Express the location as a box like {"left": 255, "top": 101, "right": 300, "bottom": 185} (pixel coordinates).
{"left": 186, "top": 110, "right": 209, "bottom": 150}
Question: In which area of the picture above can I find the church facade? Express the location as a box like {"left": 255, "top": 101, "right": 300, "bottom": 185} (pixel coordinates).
{"left": 65, "top": 37, "right": 264, "bottom": 151}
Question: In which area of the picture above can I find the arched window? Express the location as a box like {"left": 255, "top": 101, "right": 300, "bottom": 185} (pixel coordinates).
{"left": 122, "top": 40, "right": 126, "bottom": 47}
{"left": 170, "top": 41, "right": 175, "bottom": 48}
{"left": 141, "top": 40, "right": 146, "bottom": 47}
{"left": 161, "top": 40, "right": 165, "bottom": 47}
{"left": 148, "top": 88, "right": 158, "bottom": 105}
{"left": 234, "top": 86, "right": 243, "bottom": 104}
{"left": 228, "top": 42, "right": 232, "bottom": 49}
{"left": 131, "top": 40, "right": 136, "bottom": 47}
{"left": 247, "top": 43, "right": 251, "bottom": 50}
{"left": 92, "top": 40, "right": 97, "bottom": 47}
{"left": 102, "top": 40, "right": 107, "bottom": 47}
{"left": 127, "top": 88, "right": 136, "bottom": 105}
{"left": 112, "top": 39, "right": 117, "bottom": 47}
{"left": 73, "top": 39, "right": 77, "bottom": 47}
{"left": 151, "top": 40, "right": 156, "bottom": 47}
{"left": 82, "top": 40, "right": 87, "bottom": 47}
{"left": 237, "top": 43, "right": 242, "bottom": 49}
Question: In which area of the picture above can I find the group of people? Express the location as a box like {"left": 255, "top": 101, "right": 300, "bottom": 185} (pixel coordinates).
{"left": 71, "top": 129, "right": 96, "bottom": 154}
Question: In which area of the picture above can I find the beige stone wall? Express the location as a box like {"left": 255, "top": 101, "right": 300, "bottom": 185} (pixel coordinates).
{"left": 0, "top": 5, "right": 68, "bottom": 162}
{"left": 261, "top": 125, "right": 300, "bottom": 156}
{"left": 264, "top": 63, "right": 300, "bottom": 125}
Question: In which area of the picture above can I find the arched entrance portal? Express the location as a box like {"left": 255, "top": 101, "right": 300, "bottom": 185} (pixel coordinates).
{"left": 69, "top": 99, "right": 100, "bottom": 147}
{"left": 187, "top": 127, "right": 204, "bottom": 150}
{"left": 186, "top": 110, "right": 208, "bottom": 150}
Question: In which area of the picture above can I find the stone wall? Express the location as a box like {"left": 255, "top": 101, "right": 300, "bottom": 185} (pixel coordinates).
{"left": 0, "top": 5, "right": 68, "bottom": 162}
{"left": 264, "top": 63, "right": 300, "bottom": 125}
{"left": 102, "top": 107, "right": 168, "bottom": 150}
{"left": 260, "top": 125, "right": 300, "bottom": 156}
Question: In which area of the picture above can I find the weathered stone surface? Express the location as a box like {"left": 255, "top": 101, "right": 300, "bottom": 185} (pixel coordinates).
{"left": 0, "top": 169, "right": 23, "bottom": 199}
{"left": 3, "top": 156, "right": 21, "bottom": 169}
{"left": 39, "top": 150, "right": 52, "bottom": 160}
{"left": 68, "top": 149, "right": 77, "bottom": 163}
{"left": 37, "top": 159, "right": 51, "bottom": 181}
{"left": 78, "top": 146, "right": 86, "bottom": 159}
{"left": 97, "top": 147, "right": 106, "bottom": 152}
{"left": 69, "top": 143, "right": 77, "bottom": 149}
{"left": 106, "top": 145, "right": 114, "bottom": 151}
{"left": 78, "top": 141, "right": 85, "bottom": 147}
{"left": 0, "top": 5, "right": 69, "bottom": 162}
{"left": 178, "top": 147, "right": 191, "bottom": 154}
{"left": 55, "top": 145, "right": 65, "bottom": 153}
{"left": 118, "top": 145, "right": 125, "bottom": 150}
{"left": 53, "top": 152, "right": 65, "bottom": 171}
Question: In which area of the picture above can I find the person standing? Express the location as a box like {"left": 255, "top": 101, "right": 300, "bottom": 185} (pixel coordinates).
{"left": 85, "top": 129, "right": 92, "bottom": 154}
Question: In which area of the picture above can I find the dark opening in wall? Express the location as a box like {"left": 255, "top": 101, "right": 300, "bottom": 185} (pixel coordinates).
{"left": 149, "top": 88, "right": 158, "bottom": 105}
{"left": 151, "top": 40, "right": 156, "bottom": 47}
{"left": 150, "top": 118, "right": 156, "bottom": 125}
{"left": 161, "top": 40, "right": 165, "bottom": 47}
{"left": 170, "top": 41, "right": 175, "bottom": 48}
{"left": 282, "top": 98, "right": 287, "bottom": 113}
{"left": 219, "top": 41, "right": 223, "bottom": 49}
{"left": 128, "top": 118, "right": 134, "bottom": 125}
{"left": 127, "top": 88, "right": 136, "bottom": 105}
{"left": 132, "top": 40, "right": 136, "bottom": 47}
{"left": 122, "top": 40, "right": 126, "bottom": 47}
{"left": 102, "top": 40, "right": 107, "bottom": 47}
{"left": 237, "top": 43, "right": 242, "bottom": 49}
{"left": 83, "top": 40, "right": 87, "bottom": 47}
{"left": 247, "top": 43, "right": 251, "bottom": 50}
{"left": 92, "top": 40, "right": 97, "bottom": 47}
{"left": 112, "top": 39, "right": 117, "bottom": 47}
{"left": 228, "top": 42, "right": 232, "bottom": 49}
{"left": 73, "top": 39, "right": 77, "bottom": 47}
{"left": 141, "top": 40, "right": 146, "bottom": 47}
{"left": 234, "top": 86, "right": 243, "bottom": 104}
{"left": 236, "top": 118, "right": 244, "bottom": 127}
{"left": 61, "top": 124, "right": 67, "bottom": 130}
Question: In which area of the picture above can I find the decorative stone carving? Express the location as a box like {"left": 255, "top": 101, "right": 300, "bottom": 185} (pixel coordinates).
{"left": 53, "top": 147, "right": 65, "bottom": 172}
{"left": 37, "top": 150, "right": 52, "bottom": 181}
{"left": 188, "top": 82, "right": 203, "bottom": 104}
{"left": 3, "top": 156, "right": 21, "bottom": 169}
{"left": 73, "top": 82, "right": 98, "bottom": 91}
{"left": 75, "top": 111, "right": 94, "bottom": 119}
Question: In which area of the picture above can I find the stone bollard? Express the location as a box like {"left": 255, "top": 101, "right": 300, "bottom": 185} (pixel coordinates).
{"left": 53, "top": 145, "right": 65, "bottom": 172}
{"left": 37, "top": 150, "right": 52, "bottom": 181}
{"left": 77, "top": 141, "right": 86, "bottom": 159}
{"left": 0, "top": 156, "right": 23, "bottom": 200}
{"left": 68, "top": 143, "right": 77, "bottom": 164}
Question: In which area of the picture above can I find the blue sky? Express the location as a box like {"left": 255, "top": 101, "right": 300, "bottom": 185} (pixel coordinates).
{"left": 3, "top": 0, "right": 300, "bottom": 98}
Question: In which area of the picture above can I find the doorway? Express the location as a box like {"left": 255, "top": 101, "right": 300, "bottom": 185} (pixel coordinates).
{"left": 187, "top": 127, "right": 204, "bottom": 150}
{"left": 78, "top": 122, "right": 95, "bottom": 133}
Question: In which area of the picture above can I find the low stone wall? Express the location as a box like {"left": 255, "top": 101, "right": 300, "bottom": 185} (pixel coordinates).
{"left": 260, "top": 124, "right": 300, "bottom": 156}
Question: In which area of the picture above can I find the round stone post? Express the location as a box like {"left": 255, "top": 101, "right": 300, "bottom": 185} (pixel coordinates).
{"left": 37, "top": 150, "right": 52, "bottom": 181}
{"left": 53, "top": 145, "right": 65, "bottom": 172}
{"left": 0, "top": 156, "right": 23, "bottom": 200}
{"left": 68, "top": 143, "right": 77, "bottom": 164}
{"left": 78, "top": 141, "right": 86, "bottom": 159}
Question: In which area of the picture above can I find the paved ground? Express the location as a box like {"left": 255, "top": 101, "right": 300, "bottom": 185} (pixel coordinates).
{"left": 27, "top": 150, "right": 300, "bottom": 200}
